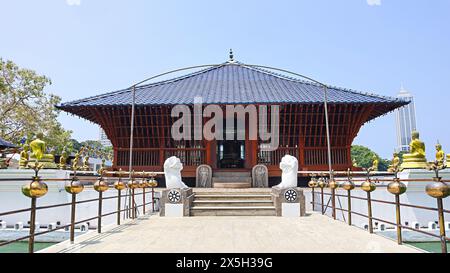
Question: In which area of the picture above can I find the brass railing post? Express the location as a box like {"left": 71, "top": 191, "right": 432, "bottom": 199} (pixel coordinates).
{"left": 426, "top": 175, "right": 449, "bottom": 253}
{"left": 94, "top": 177, "right": 108, "bottom": 233}
{"left": 127, "top": 172, "right": 138, "bottom": 219}
{"left": 65, "top": 174, "right": 84, "bottom": 244}
{"left": 308, "top": 175, "right": 318, "bottom": 212}
{"left": 114, "top": 176, "right": 126, "bottom": 225}
{"left": 147, "top": 175, "right": 158, "bottom": 213}
{"left": 318, "top": 177, "right": 326, "bottom": 215}
{"left": 139, "top": 172, "right": 147, "bottom": 215}
{"left": 152, "top": 186, "right": 155, "bottom": 212}
{"left": 342, "top": 170, "right": 355, "bottom": 226}
{"left": 329, "top": 173, "right": 339, "bottom": 220}
{"left": 132, "top": 188, "right": 136, "bottom": 219}
{"left": 28, "top": 197, "right": 37, "bottom": 253}
{"left": 436, "top": 197, "right": 448, "bottom": 253}
{"left": 21, "top": 162, "right": 48, "bottom": 254}
{"left": 387, "top": 178, "right": 407, "bottom": 244}
{"left": 361, "top": 173, "right": 376, "bottom": 234}
{"left": 70, "top": 194, "right": 76, "bottom": 241}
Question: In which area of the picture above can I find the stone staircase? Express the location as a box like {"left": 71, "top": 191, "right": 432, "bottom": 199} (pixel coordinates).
{"left": 212, "top": 171, "right": 252, "bottom": 189}
{"left": 190, "top": 189, "right": 276, "bottom": 216}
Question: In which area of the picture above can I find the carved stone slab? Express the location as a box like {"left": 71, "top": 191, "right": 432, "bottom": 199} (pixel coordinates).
{"left": 271, "top": 187, "right": 306, "bottom": 217}
{"left": 252, "top": 164, "right": 269, "bottom": 188}
{"left": 196, "top": 165, "right": 212, "bottom": 188}
{"left": 160, "top": 188, "right": 194, "bottom": 217}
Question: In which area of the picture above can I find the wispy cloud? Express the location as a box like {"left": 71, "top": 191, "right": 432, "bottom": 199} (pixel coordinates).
{"left": 66, "top": 0, "right": 81, "bottom": 6}
{"left": 367, "top": 0, "right": 381, "bottom": 6}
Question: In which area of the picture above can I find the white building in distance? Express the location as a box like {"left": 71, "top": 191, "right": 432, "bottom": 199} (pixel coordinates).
{"left": 99, "top": 127, "right": 112, "bottom": 147}
{"left": 395, "top": 85, "right": 417, "bottom": 152}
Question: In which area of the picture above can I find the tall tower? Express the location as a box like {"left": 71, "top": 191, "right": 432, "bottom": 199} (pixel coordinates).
{"left": 395, "top": 85, "right": 417, "bottom": 152}
{"left": 99, "top": 127, "right": 112, "bottom": 147}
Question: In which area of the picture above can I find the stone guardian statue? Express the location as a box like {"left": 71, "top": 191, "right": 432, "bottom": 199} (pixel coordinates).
{"left": 164, "top": 156, "right": 188, "bottom": 189}
{"left": 273, "top": 155, "right": 298, "bottom": 189}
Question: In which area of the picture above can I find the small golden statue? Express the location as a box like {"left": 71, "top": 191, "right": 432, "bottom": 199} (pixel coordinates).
{"left": 447, "top": 154, "right": 450, "bottom": 167}
{"left": 435, "top": 143, "right": 445, "bottom": 167}
{"left": 370, "top": 155, "right": 379, "bottom": 172}
{"left": 72, "top": 148, "right": 83, "bottom": 170}
{"left": 19, "top": 144, "right": 30, "bottom": 169}
{"left": 59, "top": 148, "right": 68, "bottom": 170}
{"left": 97, "top": 156, "right": 106, "bottom": 175}
{"left": 352, "top": 159, "right": 358, "bottom": 168}
{"left": 82, "top": 148, "right": 91, "bottom": 171}
{"left": 401, "top": 131, "right": 428, "bottom": 169}
{"left": 388, "top": 152, "right": 401, "bottom": 173}
{"left": 27, "top": 132, "right": 57, "bottom": 169}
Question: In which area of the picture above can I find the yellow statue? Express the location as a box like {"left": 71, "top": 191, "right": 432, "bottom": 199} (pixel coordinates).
{"left": 352, "top": 159, "right": 358, "bottom": 168}
{"left": 447, "top": 154, "right": 450, "bottom": 167}
{"left": 72, "top": 150, "right": 81, "bottom": 170}
{"left": 371, "top": 155, "right": 379, "bottom": 172}
{"left": 59, "top": 148, "right": 68, "bottom": 170}
{"left": 435, "top": 143, "right": 445, "bottom": 167}
{"left": 27, "top": 132, "right": 57, "bottom": 169}
{"left": 82, "top": 149, "right": 91, "bottom": 171}
{"left": 401, "top": 131, "right": 428, "bottom": 169}
{"left": 388, "top": 152, "right": 401, "bottom": 172}
{"left": 19, "top": 144, "right": 30, "bottom": 169}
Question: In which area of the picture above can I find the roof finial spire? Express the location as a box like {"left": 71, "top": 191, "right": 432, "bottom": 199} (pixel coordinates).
{"left": 229, "top": 49, "right": 234, "bottom": 62}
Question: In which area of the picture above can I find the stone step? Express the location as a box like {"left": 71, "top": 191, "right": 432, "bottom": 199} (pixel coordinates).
{"left": 195, "top": 194, "right": 272, "bottom": 201}
{"left": 212, "top": 177, "right": 252, "bottom": 183}
{"left": 192, "top": 200, "right": 274, "bottom": 207}
{"left": 213, "top": 172, "right": 251, "bottom": 178}
{"left": 190, "top": 207, "right": 276, "bottom": 216}
{"left": 213, "top": 182, "right": 252, "bottom": 189}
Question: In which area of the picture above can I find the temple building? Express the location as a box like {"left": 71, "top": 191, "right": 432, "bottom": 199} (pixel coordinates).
{"left": 58, "top": 57, "right": 408, "bottom": 184}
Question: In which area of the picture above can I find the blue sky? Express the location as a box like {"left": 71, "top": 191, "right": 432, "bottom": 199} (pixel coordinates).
{"left": 1, "top": 0, "right": 450, "bottom": 159}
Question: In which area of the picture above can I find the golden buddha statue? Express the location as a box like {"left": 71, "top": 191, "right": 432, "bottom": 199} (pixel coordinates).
{"left": 388, "top": 152, "right": 401, "bottom": 173}
{"left": 27, "top": 132, "right": 57, "bottom": 169}
{"left": 371, "top": 155, "right": 379, "bottom": 172}
{"left": 19, "top": 144, "right": 30, "bottom": 169}
{"left": 352, "top": 159, "right": 358, "bottom": 168}
{"left": 82, "top": 149, "right": 91, "bottom": 171}
{"left": 72, "top": 151, "right": 80, "bottom": 170}
{"left": 401, "top": 131, "right": 428, "bottom": 169}
{"left": 435, "top": 143, "right": 445, "bottom": 167}
{"left": 59, "top": 148, "right": 68, "bottom": 170}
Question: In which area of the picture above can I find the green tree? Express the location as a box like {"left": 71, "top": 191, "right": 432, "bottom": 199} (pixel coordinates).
{"left": 0, "top": 58, "right": 72, "bottom": 153}
{"left": 351, "top": 145, "right": 390, "bottom": 171}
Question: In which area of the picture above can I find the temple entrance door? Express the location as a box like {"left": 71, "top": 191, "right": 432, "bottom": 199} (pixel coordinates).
{"left": 217, "top": 140, "right": 245, "bottom": 168}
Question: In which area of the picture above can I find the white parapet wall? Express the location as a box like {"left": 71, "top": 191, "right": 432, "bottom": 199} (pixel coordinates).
{"left": 314, "top": 169, "right": 450, "bottom": 234}
{"left": 0, "top": 169, "right": 160, "bottom": 231}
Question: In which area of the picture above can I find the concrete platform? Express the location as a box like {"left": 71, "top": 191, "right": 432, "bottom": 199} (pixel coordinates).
{"left": 40, "top": 213, "right": 422, "bottom": 253}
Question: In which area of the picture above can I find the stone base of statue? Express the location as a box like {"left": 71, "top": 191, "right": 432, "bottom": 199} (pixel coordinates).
{"left": 27, "top": 159, "right": 58, "bottom": 169}
{"left": 401, "top": 157, "right": 428, "bottom": 169}
{"left": 272, "top": 187, "right": 306, "bottom": 217}
{"left": 160, "top": 188, "right": 194, "bottom": 217}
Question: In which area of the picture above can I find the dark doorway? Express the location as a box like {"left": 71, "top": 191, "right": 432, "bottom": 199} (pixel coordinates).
{"left": 217, "top": 140, "right": 245, "bottom": 168}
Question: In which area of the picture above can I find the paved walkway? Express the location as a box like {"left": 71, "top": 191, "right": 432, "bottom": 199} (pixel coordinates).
{"left": 40, "top": 213, "right": 421, "bottom": 253}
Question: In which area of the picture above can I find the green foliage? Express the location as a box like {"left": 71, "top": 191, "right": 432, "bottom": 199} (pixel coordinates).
{"left": 351, "top": 145, "right": 391, "bottom": 171}
{"left": 67, "top": 139, "right": 112, "bottom": 159}
{"left": 0, "top": 58, "right": 72, "bottom": 153}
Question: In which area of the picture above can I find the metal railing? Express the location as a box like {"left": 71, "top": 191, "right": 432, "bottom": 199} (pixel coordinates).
{"left": 0, "top": 168, "right": 162, "bottom": 253}
{"left": 307, "top": 168, "right": 449, "bottom": 253}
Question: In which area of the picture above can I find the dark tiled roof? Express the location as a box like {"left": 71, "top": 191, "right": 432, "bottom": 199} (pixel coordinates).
{"left": 0, "top": 137, "right": 16, "bottom": 149}
{"left": 58, "top": 62, "right": 407, "bottom": 107}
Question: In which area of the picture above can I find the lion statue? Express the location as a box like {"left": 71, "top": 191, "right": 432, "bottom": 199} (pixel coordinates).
{"left": 164, "top": 156, "right": 188, "bottom": 189}
{"left": 274, "top": 155, "right": 299, "bottom": 189}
